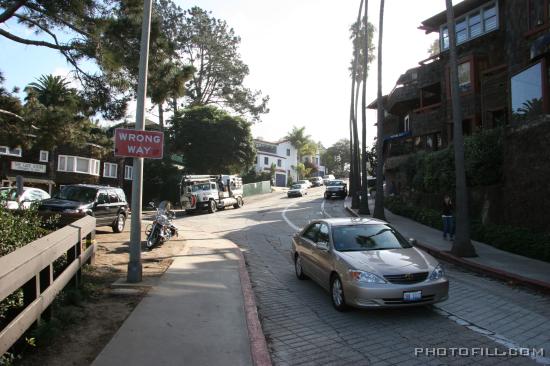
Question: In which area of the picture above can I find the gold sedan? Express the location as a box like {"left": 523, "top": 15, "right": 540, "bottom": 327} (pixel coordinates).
{"left": 291, "top": 218, "right": 449, "bottom": 311}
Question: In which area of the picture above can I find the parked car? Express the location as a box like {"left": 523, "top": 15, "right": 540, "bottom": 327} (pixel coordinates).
{"left": 322, "top": 174, "right": 336, "bottom": 185}
{"left": 308, "top": 177, "right": 323, "bottom": 187}
{"left": 287, "top": 183, "right": 308, "bottom": 198}
{"left": 38, "top": 184, "right": 128, "bottom": 232}
{"left": 0, "top": 187, "right": 50, "bottom": 209}
{"left": 296, "top": 179, "right": 312, "bottom": 188}
{"left": 292, "top": 218, "right": 449, "bottom": 311}
{"left": 324, "top": 180, "right": 347, "bottom": 199}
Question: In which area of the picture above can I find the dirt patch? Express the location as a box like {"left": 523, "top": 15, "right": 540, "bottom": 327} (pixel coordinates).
{"left": 16, "top": 219, "right": 186, "bottom": 366}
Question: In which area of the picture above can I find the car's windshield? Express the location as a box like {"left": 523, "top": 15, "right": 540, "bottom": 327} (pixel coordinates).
{"left": 327, "top": 180, "right": 344, "bottom": 186}
{"left": 332, "top": 224, "right": 412, "bottom": 252}
{"left": 191, "top": 183, "right": 211, "bottom": 192}
{"left": 54, "top": 186, "right": 97, "bottom": 203}
{"left": 291, "top": 184, "right": 302, "bottom": 189}
{"left": 297, "top": 180, "right": 307, "bottom": 184}
{"left": 0, "top": 188, "right": 17, "bottom": 201}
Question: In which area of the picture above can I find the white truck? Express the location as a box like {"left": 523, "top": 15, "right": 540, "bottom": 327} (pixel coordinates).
{"left": 179, "top": 175, "right": 244, "bottom": 213}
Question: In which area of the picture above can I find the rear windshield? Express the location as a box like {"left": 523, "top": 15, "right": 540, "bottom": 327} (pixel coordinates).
{"left": 54, "top": 186, "right": 97, "bottom": 203}
{"left": 331, "top": 224, "right": 412, "bottom": 252}
{"left": 291, "top": 184, "right": 302, "bottom": 189}
{"left": 326, "top": 180, "right": 344, "bottom": 186}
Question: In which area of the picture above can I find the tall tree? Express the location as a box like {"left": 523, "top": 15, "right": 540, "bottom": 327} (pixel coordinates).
{"left": 285, "top": 126, "right": 312, "bottom": 160}
{"left": 445, "top": 0, "right": 477, "bottom": 257}
{"left": 359, "top": 0, "right": 374, "bottom": 215}
{"left": 0, "top": 71, "right": 28, "bottom": 148}
{"left": 175, "top": 7, "right": 269, "bottom": 121}
{"left": 170, "top": 105, "right": 255, "bottom": 174}
{"left": 349, "top": 0, "right": 364, "bottom": 209}
{"left": 373, "top": 0, "right": 386, "bottom": 220}
{"left": 322, "top": 139, "right": 351, "bottom": 177}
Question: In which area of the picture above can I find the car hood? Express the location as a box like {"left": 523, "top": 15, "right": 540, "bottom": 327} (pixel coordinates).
{"left": 336, "top": 247, "right": 437, "bottom": 275}
{"left": 39, "top": 198, "right": 91, "bottom": 210}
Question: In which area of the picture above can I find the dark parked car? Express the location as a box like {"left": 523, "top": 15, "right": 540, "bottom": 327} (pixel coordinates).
{"left": 324, "top": 180, "right": 348, "bottom": 199}
{"left": 38, "top": 184, "right": 128, "bottom": 232}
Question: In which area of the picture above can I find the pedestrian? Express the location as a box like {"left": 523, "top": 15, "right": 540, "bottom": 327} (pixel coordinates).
{"left": 442, "top": 195, "right": 455, "bottom": 240}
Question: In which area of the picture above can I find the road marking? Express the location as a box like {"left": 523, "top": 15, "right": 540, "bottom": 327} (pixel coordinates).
{"left": 433, "top": 307, "right": 550, "bottom": 365}
{"left": 321, "top": 199, "right": 332, "bottom": 218}
{"left": 282, "top": 202, "right": 300, "bottom": 231}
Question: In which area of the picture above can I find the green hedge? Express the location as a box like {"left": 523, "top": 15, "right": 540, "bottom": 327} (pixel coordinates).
{"left": 385, "top": 196, "right": 550, "bottom": 263}
{"left": 404, "top": 128, "right": 503, "bottom": 194}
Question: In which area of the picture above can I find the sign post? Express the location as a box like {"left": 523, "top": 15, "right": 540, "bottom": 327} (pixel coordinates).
{"left": 126, "top": 0, "right": 154, "bottom": 283}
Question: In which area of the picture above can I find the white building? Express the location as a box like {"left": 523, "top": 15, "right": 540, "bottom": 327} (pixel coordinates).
{"left": 253, "top": 139, "right": 298, "bottom": 187}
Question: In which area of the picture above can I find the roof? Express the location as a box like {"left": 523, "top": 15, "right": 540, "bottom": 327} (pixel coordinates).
{"left": 367, "top": 95, "right": 388, "bottom": 109}
{"left": 254, "top": 139, "right": 278, "bottom": 145}
{"left": 60, "top": 184, "right": 121, "bottom": 190}
{"left": 419, "top": 0, "right": 489, "bottom": 33}
{"left": 257, "top": 151, "right": 286, "bottom": 159}
{"left": 315, "top": 217, "right": 389, "bottom": 226}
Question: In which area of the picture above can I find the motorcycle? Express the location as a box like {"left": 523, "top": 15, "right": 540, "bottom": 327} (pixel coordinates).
{"left": 145, "top": 201, "right": 178, "bottom": 249}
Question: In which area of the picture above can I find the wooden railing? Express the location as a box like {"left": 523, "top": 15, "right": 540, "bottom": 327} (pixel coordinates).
{"left": 0, "top": 216, "right": 96, "bottom": 356}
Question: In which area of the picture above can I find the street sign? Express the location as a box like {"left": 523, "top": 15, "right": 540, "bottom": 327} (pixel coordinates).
{"left": 114, "top": 128, "right": 164, "bottom": 159}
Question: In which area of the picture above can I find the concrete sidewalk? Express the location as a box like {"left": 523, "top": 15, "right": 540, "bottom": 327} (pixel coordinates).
{"left": 344, "top": 197, "right": 550, "bottom": 293}
{"left": 92, "top": 226, "right": 271, "bottom": 366}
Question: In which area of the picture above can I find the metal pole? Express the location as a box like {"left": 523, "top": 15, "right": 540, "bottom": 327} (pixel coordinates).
{"left": 127, "top": 0, "right": 153, "bottom": 283}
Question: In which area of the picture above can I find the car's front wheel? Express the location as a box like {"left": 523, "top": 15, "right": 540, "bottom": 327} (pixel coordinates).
{"left": 294, "top": 255, "right": 307, "bottom": 280}
{"left": 330, "top": 274, "right": 348, "bottom": 311}
{"left": 208, "top": 200, "right": 217, "bottom": 213}
{"left": 112, "top": 213, "right": 126, "bottom": 233}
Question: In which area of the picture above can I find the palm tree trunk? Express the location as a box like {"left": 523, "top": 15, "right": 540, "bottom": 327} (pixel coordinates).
{"left": 359, "top": 0, "right": 371, "bottom": 215}
{"left": 158, "top": 103, "right": 164, "bottom": 130}
{"left": 373, "top": 0, "right": 386, "bottom": 220}
{"left": 445, "top": 0, "right": 477, "bottom": 257}
{"left": 350, "top": 0, "right": 364, "bottom": 209}
{"left": 172, "top": 97, "right": 178, "bottom": 113}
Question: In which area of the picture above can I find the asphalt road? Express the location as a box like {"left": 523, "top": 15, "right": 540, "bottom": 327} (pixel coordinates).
{"left": 176, "top": 188, "right": 550, "bottom": 366}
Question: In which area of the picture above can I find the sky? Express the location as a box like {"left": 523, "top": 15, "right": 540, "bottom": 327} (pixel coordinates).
{"left": 0, "top": 0, "right": 456, "bottom": 148}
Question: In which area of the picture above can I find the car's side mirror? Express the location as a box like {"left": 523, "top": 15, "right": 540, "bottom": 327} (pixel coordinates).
{"left": 409, "top": 238, "right": 417, "bottom": 246}
{"left": 316, "top": 241, "right": 330, "bottom": 251}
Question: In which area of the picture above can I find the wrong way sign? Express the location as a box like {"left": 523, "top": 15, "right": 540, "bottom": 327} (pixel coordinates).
{"left": 114, "top": 128, "right": 164, "bottom": 159}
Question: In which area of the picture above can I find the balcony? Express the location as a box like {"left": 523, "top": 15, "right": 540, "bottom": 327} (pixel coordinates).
{"left": 411, "top": 104, "right": 446, "bottom": 136}
{"left": 386, "top": 84, "right": 420, "bottom": 114}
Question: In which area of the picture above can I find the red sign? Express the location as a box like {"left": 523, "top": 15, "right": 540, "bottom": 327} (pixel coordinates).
{"left": 114, "top": 128, "right": 164, "bottom": 159}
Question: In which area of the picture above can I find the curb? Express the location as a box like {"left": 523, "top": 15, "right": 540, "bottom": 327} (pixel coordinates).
{"left": 236, "top": 248, "right": 272, "bottom": 366}
{"left": 344, "top": 203, "right": 550, "bottom": 294}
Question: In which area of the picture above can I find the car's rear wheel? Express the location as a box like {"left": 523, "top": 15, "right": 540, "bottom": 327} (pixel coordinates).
{"left": 112, "top": 213, "right": 125, "bottom": 233}
{"left": 294, "top": 255, "right": 307, "bottom": 280}
{"left": 330, "top": 274, "right": 348, "bottom": 311}
{"left": 233, "top": 197, "right": 243, "bottom": 209}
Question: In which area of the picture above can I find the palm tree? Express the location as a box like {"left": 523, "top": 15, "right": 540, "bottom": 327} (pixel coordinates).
{"left": 285, "top": 126, "right": 311, "bottom": 160}
{"left": 349, "top": 0, "right": 364, "bottom": 209}
{"left": 359, "top": 0, "right": 371, "bottom": 215}
{"left": 373, "top": 0, "right": 386, "bottom": 220}
{"left": 445, "top": 0, "right": 477, "bottom": 257}
{"left": 149, "top": 62, "right": 194, "bottom": 130}
{"left": 26, "top": 75, "right": 77, "bottom": 108}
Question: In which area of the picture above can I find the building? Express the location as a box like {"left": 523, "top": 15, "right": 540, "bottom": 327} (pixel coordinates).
{"left": 370, "top": 0, "right": 550, "bottom": 232}
{"left": 253, "top": 139, "right": 298, "bottom": 187}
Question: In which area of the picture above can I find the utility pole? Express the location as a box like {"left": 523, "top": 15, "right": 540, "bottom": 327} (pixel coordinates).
{"left": 127, "top": 0, "right": 153, "bottom": 283}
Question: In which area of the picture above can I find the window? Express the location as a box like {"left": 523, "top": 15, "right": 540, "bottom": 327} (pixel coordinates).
{"left": 303, "top": 223, "right": 320, "bottom": 242}
{"left": 39, "top": 150, "right": 49, "bottom": 162}
{"left": 57, "top": 155, "right": 100, "bottom": 176}
{"left": 108, "top": 190, "right": 119, "bottom": 203}
{"left": 456, "top": 19, "right": 467, "bottom": 44}
{"left": 255, "top": 156, "right": 258, "bottom": 164}
{"left": 440, "top": 2, "right": 498, "bottom": 50}
{"left": 0, "top": 146, "right": 22, "bottom": 157}
{"left": 124, "top": 165, "right": 133, "bottom": 180}
{"left": 277, "top": 159, "right": 282, "bottom": 167}
{"left": 286, "top": 148, "right": 290, "bottom": 156}
{"left": 511, "top": 62, "right": 544, "bottom": 121}
{"left": 97, "top": 191, "right": 109, "bottom": 205}
{"left": 264, "top": 157, "right": 269, "bottom": 165}
{"left": 318, "top": 224, "right": 330, "bottom": 243}
{"left": 404, "top": 115, "right": 410, "bottom": 132}
{"left": 528, "top": 0, "right": 549, "bottom": 30}
{"left": 483, "top": 4, "right": 497, "bottom": 32}
{"left": 458, "top": 62, "right": 472, "bottom": 92}
{"left": 104, "top": 162, "right": 118, "bottom": 178}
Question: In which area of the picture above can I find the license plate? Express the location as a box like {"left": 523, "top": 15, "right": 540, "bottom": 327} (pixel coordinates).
{"left": 403, "top": 291, "right": 422, "bottom": 301}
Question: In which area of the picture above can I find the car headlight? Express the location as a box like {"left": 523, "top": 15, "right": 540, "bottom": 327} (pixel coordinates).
{"left": 429, "top": 264, "right": 444, "bottom": 281}
{"left": 349, "top": 270, "right": 386, "bottom": 284}
{"left": 63, "top": 208, "right": 83, "bottom": 214}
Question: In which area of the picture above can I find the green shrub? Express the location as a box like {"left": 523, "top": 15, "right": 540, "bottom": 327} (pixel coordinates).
{"left": 385, "top": 196, "right": 550, "bottom": 263}
{"left": 404, "top": 128, "right": 503, "bottom": 194}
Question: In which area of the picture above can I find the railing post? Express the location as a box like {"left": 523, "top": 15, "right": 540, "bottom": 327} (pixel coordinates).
{"left": 39, "top": 265, "right": 53, "bottom": 321}
{"left": 86, "top": 228, "right": 96, "bottom": 266}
